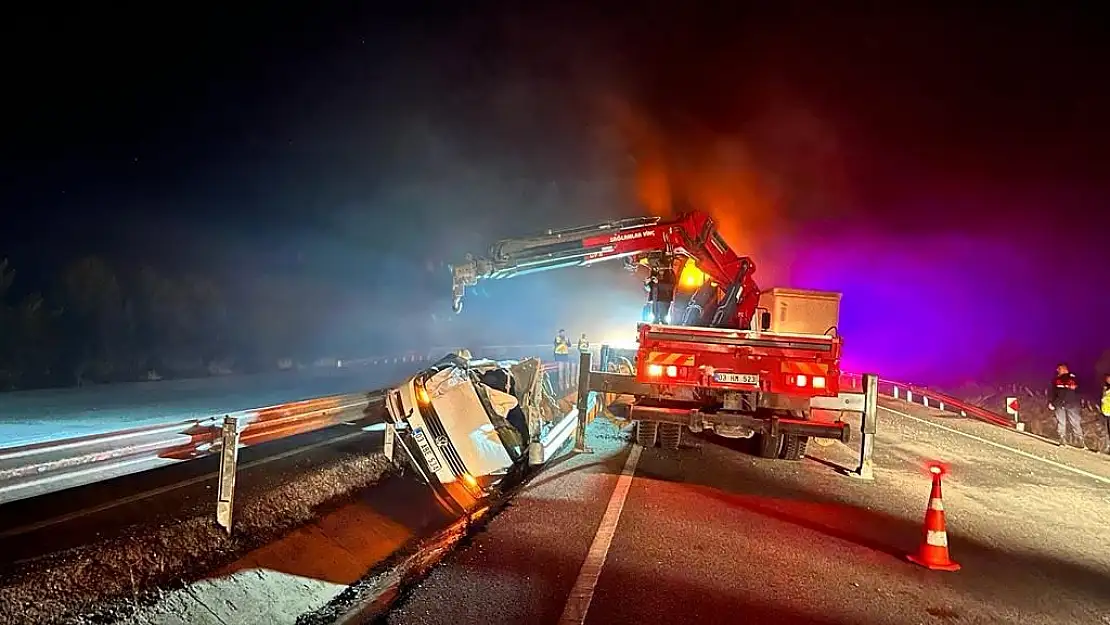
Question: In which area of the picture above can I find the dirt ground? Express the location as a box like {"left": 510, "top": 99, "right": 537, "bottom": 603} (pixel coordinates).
{"left": 0, "top": 453, "right": 394, "bottom": 625}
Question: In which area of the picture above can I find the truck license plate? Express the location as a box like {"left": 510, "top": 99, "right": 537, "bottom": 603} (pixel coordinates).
{"left": 411, "top": 427, "right": 442, "bottom": 473}
{"left": 713, "top": 372, "right": 759, "bottom": 385}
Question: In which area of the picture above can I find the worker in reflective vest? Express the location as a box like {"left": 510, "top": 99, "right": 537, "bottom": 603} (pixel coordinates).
{"left": 1101, "top": 373, "right": 1110, "bottom": 452}
{"left": 1049, "top": 363, "right": 1083, "bottom": 447}
{"left": 553, "top": 329, "right": 571, "bottom": 390}
{"left": 576, "top": 333, "right": 591, "bottom": 373}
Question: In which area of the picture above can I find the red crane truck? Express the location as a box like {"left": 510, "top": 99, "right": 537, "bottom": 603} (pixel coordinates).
{"left": 450, "top": 210, "right": 864, "bottom": 459}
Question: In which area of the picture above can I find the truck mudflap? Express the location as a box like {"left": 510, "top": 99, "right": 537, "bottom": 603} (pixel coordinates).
{"left": 627, "top": 404, "right": 851, "bottom": 443}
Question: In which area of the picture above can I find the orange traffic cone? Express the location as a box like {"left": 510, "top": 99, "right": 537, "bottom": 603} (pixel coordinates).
{"left": 907, "top": 466, "right": 961, "bottom": 571}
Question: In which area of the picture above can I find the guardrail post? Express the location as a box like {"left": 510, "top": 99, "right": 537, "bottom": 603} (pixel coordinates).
{"left": 853, "top": 373, "right": 878, "bottom": 481}
{"left": 383, "top": 422, "right": 396, "bottom": 461}
{"left": 574, "top": 350, "right": 593, "bottom": 454}
{"left": 216, "top": 415, "right": 243, "bottom": 535}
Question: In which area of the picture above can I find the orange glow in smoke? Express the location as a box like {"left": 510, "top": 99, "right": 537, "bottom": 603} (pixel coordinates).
{"left": 606, "top": 96, "right": 787, "bottom": 276}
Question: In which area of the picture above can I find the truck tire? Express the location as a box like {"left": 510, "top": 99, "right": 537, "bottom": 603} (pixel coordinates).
{"left": 635, "top": 421, "right": 659, "bottom": 447}
{"left": 658, "top": 423, "right": 682, "bottom": 450}
{"left": 780, "top": 434, "right": 809, "bottom": 461}
{"left": 757, "top": 432, "right": 783, "bottom": 459}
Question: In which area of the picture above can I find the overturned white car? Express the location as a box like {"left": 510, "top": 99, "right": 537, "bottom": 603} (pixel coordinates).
{"left": 384, "top": 352, "right": 577, "bottom": 514}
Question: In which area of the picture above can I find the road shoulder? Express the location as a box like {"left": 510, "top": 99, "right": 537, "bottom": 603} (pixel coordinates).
{"left": 385, "top": 418, "right": 632, "bottom": 625}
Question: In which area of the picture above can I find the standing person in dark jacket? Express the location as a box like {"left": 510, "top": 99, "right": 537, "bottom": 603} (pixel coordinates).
{"left": 1049, "top": 363, "right": 1083, "bottom": 446}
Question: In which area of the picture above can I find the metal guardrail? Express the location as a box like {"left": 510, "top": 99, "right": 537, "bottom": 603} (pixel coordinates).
{"left": 0, "top": 344, "right": 560, "bottom": 535}
{"left": 211, "top": 393, "right": 385, "bottom": 532}
{"left": 0, "top": 391, "right": 383, "bottom": 508}
{"left": 840, "top": 373, "right": 1019, "bottom": 430}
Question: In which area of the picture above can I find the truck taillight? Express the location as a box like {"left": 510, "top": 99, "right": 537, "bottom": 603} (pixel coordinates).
{"left": 647, "top": 364, "right": 681, "bottom": 378}
{"left": 793, "top": 374, "right": 826, "bottom": 389}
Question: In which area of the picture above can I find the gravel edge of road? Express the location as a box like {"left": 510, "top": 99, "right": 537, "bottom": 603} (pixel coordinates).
{"left": 297, "top": 509, "right": 475, "bottom": 625}
{"left": 0, "top": 452, "right": 397, "bottom": 625}
{"left": 299, "top": 444, "right": 568, "bottom": 625}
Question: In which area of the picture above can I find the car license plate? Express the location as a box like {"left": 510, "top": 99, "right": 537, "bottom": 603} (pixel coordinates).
{"left": 713, "top": 372, "right": 759, "bottom": 385}
{"left": 411, "top": 427, "right": 442, "bottom": 473}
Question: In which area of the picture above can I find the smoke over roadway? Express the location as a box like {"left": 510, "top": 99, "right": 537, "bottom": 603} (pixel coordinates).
{"left": 603, "top": 96, "right": 1109, "bottom": 386}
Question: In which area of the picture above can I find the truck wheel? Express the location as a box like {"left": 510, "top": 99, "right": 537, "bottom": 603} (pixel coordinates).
{"left": 635, "top": 421, "right": 659, "bottom": 447}
{"left": 757, "top": 432, "right": 783, "bottom": 459}
{"left": 780, "top": 435, "right": 809, "bottom": 461}
{"left": 658, "top": 423, "right": 683, "bottom": 450}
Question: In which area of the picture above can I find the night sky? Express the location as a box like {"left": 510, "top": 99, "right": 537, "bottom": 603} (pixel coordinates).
{"left": 3, "top": 3, "right": 1108, "bottom": 385}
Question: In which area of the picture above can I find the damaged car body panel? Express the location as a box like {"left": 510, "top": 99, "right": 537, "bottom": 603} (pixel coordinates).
{"left": 385, "top": 353, "right": 570, "bottom": 514}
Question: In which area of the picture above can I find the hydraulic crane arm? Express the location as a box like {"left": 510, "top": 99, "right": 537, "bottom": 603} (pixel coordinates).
{"left": 450, "top": 215, "right": 663, "bottom": 303}
{"left": 449, "top": 211, "right": 761, "bottom": 330}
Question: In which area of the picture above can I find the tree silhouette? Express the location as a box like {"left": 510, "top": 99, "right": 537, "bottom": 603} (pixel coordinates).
{"left": 57, "top": 256, "right": 127, "bottom": 385}
{"left": 1, "top": 260, "right": 62, "bottom": 389}
{"left": 0, "top": 259, "right": 17, "bottom": 389}
{"left": 0, "top": 256, "right": 270, "bottom": 390}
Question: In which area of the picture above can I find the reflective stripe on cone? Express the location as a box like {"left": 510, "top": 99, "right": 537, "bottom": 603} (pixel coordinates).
{"left": 907, "top": 472, "right": 961, "bottom": 572}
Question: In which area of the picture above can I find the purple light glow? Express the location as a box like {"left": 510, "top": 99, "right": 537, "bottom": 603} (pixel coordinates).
{"left": 770, "top": 226, "right": 1107, "bottom": 386}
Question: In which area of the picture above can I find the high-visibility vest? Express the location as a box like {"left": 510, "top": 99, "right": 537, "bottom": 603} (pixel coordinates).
{"left": 554, "top": 336, "right": 570, "bottom": 355}
{"left": 1102, "top": 387, "right": 1110, "bottom": 416}
{"left": 577, "top": 338, "right": 590, "bottom": 351}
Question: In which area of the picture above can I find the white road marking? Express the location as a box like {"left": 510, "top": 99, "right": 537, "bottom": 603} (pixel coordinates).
{"left": 879, "top": 406, "right": 1110, "bottom": 486}
{"left": 0, "top": 428, "right": 376, "bottom": 539}
{"left": 558, "top": 444, "right": 642, "bottom": 625}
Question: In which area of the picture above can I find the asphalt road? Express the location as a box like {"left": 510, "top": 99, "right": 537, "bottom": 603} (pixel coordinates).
{"left": 386, "top": 399, "right": 1110, "bottom": 625}
{"left": 0, "top": 361, "right": 423, "bottom": 448}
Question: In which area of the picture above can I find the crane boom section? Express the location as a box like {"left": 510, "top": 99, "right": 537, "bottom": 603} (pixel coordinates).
{"left": 450, "top": 211, "right": 760, "bottom": 330}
